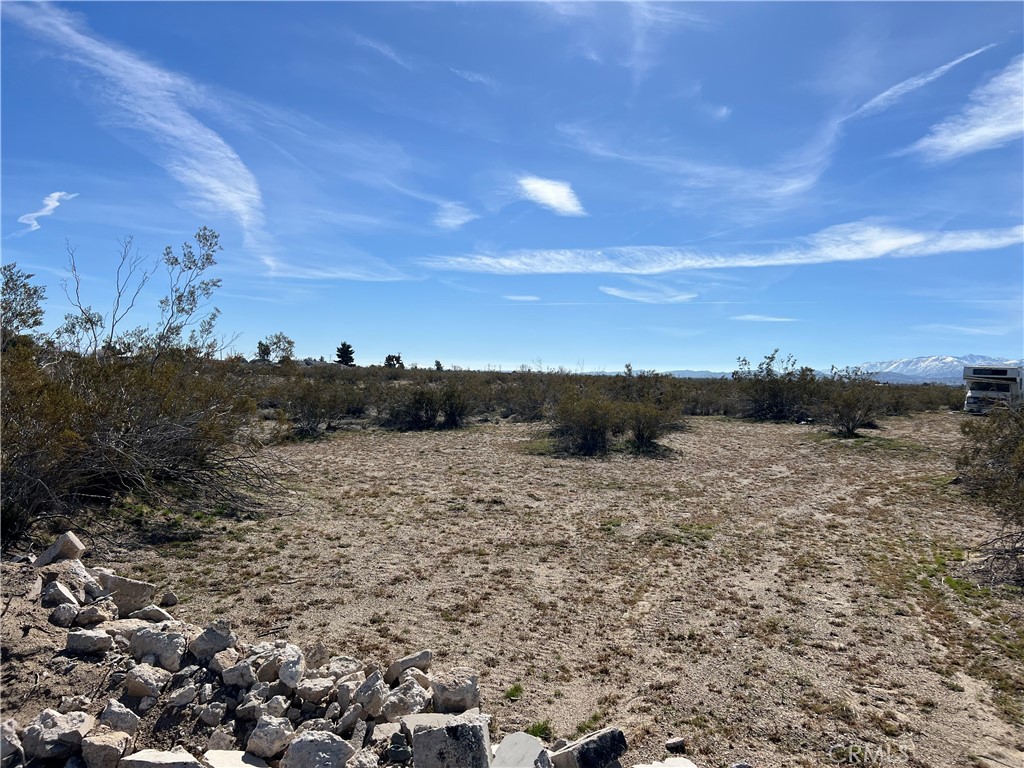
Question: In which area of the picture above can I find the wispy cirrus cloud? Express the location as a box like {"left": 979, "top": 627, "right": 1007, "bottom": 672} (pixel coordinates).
{"left": 451, "top": 68, "right": 498, "bottom": 89}
{"left": 849, "top": 44, "right": 998, "bottom": 119}
{"left": 913, "top": 323, "right": 1008, "bottom": 336}
{"left": 517, "top": 175, "right": 587, "bottom": 216}
{"left": 905, "top": 54, "right": 1024, "bottom": 162}
{"left": 3, "top": 3, "right": 269, "bottom": 256}
{"left": 599, "top": 279, "right": 697, "bottom": 304}
{"left": 433, "top": 202, "right": 479, "bottom": 231}
{"left": 504, "top": 295, "right": 540, "bottom": 302}
{"left": 628, "top": 2, "right": 707, "bottom": 84}
{"left": 423, "top": 221, "right": 1024, "bottom": 275}
{"left": 353, "top": 34, "right": 411, "bottom": 70}
{"left": 732, "top": 314, "right": 797, "bottom": 322}
{"left": 15, "top": 191, "right": 78, "bottom": 235}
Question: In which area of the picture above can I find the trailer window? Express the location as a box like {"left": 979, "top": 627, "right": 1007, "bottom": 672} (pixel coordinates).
{"left": 971, "top": 382, "right": 1010, "bottom": 392}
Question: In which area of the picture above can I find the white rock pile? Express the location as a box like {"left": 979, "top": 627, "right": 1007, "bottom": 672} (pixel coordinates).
{"left": 1, "top": 533, "right": 741, "bottom": 768}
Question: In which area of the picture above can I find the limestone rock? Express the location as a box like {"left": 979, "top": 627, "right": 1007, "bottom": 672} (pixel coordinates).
{"left": 75, "top": 598, "right": 119, "bottom": 626}
{"left": 41, "top": 580, "right": 80, "bottom": 608}
{"left": 81, "top": 728, "right": 131, "bottom": 768}
{"left": 100, "top": 699, "right": 140, "bottom": 736}
{"left": 412, "top": 716, "right": 491, "bottom": 768}
{"left": 280, "top": 730, "right": 355, "bottom": 768}
{"left": 381, "top": 678, "right": 430, "bottom": 722}
{"left": 189, "top": 621, "right": 237, "bottom": 661}
{"left": 22, "top": 709, "right": 95, "bottom": 760}
{"left": 334, "top": 704, "right": 364, "bottom": 736}
{"left": 206, "top": 727, "right": 236, "bottom": 752}
{"left": 347, "top": 748, "right": 381, "bottom": 768}
{"left": 384, "top": 649, "right": 433, "bottom": 685}
{"left": 198, "top": 702, "right": 227, "bottom": 726}
{"left": 550, "top": 728, "right": 628, "bottom": 768}
{"left": 125, "top": 663, "right": 172, "bottom": 698}
{"left": 49, "top": 602, "right": 80, "bottom": 627}
{"left": 130, "top": 605, "right": 174, "bottom": 622}
{"left": 353, "top": 670, "right": 387, "bottom": 718}
{"left": 324, "top": 656, "right": 362, "bottom": 680}
{"left": 246, "top": 716, "right": 295, "bottom": 759}
{"left": 296, "top": 677, "right": 335, "bottom": 705}
{"left": 33, "top": 531, "right": 86, "bottom": 567}
{"left": 222, "top": 661, "right": 257, "bottom": 689}
{"left": 203, "top": 750, "right": 269, "bottom": 767}
{"left": 1, "top": 719, "right": 23, "bottom": 767}
{"left": 430, "top": 667, "right": 480, "bottom": 714}
{"left": 130, "top": 628, "right": 187, "bottom": 672}
{"left": 96, "top": 572, "right": 156, "bottom": 616}
{"left": 494, "top": 732, "right": 553, "bottom": 768}
{"left": 168, "top": 684, "right": 198, "bottom": 708}
{"left": 66, "top": 628, "right": 113, "bottom": 656}
{"left": 119, "top": 746, "right": 203, "bottom": 767}
{"left": 58, "top": 695, "right": 93, "bottom": 714}
{"left": 278, "top": 647, "right": 305, "bottom": 689}
{"left": 210, "top": 648, "right": 240, "bottom": 675}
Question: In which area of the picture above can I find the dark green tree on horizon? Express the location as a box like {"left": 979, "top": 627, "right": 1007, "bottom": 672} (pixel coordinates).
{"left": 336, "top": 341, "right": 355, "bottom": 366}
{"left": 384, "top": 353, "right": 404, "bottom": 369}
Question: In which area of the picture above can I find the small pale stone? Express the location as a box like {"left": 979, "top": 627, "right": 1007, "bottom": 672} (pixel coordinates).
{"left": 202, "top": 750, "right": 269, "bottom": 767}
{"left": 188, "top": 621, "right": 237, "bottom": 661}
{"left": 384, "top": 649, "right": 432, "bottom": 685}
{"left": 75, "top": 598, "right": 119, "bottom": 626}
{"left": 430, "top": 667, "right": 480, "bottom": 714}
{"left": 206, "top": 727, "right": 236, "bottom": 751}
{"left": 95, "top": 572, "right": 157, "bottom": 616}
{"left": 210, "top": 648, "right": 240, "bottom": 674}
{"left": 198, "top": 702, "right": 227, "bottom": 726}
{"left": 296, "top": 677, "right": 335, "bottom": 705}
{"left": 130, "top": 628, "right": 186, "bottom": 672}
{"left": 381, "top": 678, "right": 430, "bottom": 722}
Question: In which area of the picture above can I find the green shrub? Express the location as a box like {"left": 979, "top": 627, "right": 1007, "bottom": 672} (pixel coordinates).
{"left": 554, "top": 393, "right": 619, "bottom": 455}
{"left": 958, "top": 405, "right": 1024, "bottom": 581}
{"left": 625, "top": 402, "right": 669, "bottom": 452}
{"left": 733, "top": 349, "right": 819, "bottom": 422}
{"left": 382, "top": 385, "right": 440, "bottom": 430}
{"left": 817, "top": 367, "right": 883, "bottom": 437}
{"left": 439, "top": 379, "right": 476, "bottom": 429}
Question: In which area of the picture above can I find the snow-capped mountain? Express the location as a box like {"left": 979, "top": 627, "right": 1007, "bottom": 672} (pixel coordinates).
{"left": 858, "top": 354, "right": 1023, "bottom": 383}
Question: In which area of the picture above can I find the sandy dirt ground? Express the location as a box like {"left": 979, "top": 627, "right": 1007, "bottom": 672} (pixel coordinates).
{"left": 3, "top": 411, "right": 1023, "bottom": 767}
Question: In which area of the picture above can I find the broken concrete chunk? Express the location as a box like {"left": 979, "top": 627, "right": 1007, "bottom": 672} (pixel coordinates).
{"left": 119, "top": 746, "right": 203, "bottom": 767}
{"left": 81, "top": 728, "right": 132, "bottom": 768}
{"left": 277, "top": 646, "right": 305, "bottom": 689}
{"left": 198, "top": 702, "right": 227, "bottom": 726}
{"left": 550, "top": 728, "right": 628, "bottom": 768}
{"left": 125, "top": 663, "right": 172, "bottom": 698}
{"left": 412, "top": 717, "right": 491, "bottom": 768}
{"left": 333, "top": 704, "right": 364, "bottom": 736}
{"left": 384, "top": 648, "right": 433, "bottom": 685}
{"left": 246, "top": 716, "right": 295, "bottom": 759}
{"left": 33, "top": 531, "right": 86, "bottom": 568}
{"left": 280, "top": 730, "right": 355, "bottom": 768}
{"left": 430, "top": 667, "right": 480, "bottom": 714}
{"left": 494, "top": 732, "right": 553, "bottom": 768}
{"left": 66, "top": 628, "right": 113, "bottom": 656}
{"left": 353, "top": 670, "right": 387, "bottom": 719}
{"left": 100, "top": 699, "right": 140, "bottom": 736}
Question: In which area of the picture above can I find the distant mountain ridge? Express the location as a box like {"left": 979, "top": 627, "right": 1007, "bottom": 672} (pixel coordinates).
{"left": 857, "top": 354, "right": 1022, "bottom": 383}
{"left": 655, "top": 354, "right": 1021, "bottom": 384}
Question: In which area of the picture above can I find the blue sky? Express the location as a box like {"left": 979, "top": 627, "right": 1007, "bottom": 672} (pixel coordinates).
{"left": 3, "top": 1, "right": 1022, "bottom": 371}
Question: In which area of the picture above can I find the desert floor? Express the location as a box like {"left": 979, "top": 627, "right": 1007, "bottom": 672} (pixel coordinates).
{"left": 5, "top": 411, "right": 1023, "bottom": 767}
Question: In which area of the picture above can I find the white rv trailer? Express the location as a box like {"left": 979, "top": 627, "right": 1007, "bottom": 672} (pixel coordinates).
{"left": 962, "top": 365, "right": 1023, "bottom": 414}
